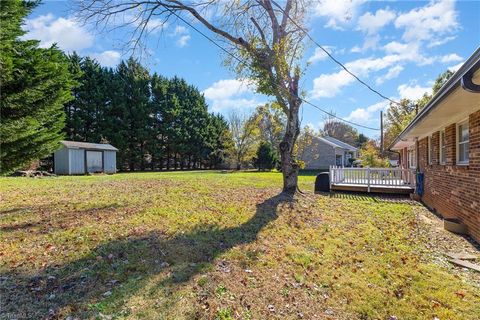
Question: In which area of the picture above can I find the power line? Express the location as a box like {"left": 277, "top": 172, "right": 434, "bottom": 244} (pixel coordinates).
{"left": 271, "top": 0, "right": 401, "bottom": 107}
{"left": 166, "top": 7, "right": 379, "bottom": 131}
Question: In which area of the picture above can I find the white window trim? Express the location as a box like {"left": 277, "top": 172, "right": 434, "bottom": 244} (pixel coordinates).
{"left": 408, "top": 146, "right": 417, "bottom": 169}
{"left": 439, "top": 129, "right": 446, "bottom": 165}
{"left": 456, "top": 119, "right": 469, "bottom": 165}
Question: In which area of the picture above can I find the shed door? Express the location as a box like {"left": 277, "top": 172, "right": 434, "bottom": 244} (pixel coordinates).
{"left": 86, "top": 151, "right": 103, "bottom": 173}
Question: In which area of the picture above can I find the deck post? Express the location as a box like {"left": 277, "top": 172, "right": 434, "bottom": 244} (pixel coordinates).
{"left": 367, "top": 167, "right": 371, "bottom": 192}
{"left": 329, "top": 166, "right": 332, "bottom": 189}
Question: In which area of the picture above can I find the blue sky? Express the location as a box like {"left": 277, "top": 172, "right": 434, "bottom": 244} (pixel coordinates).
{"left": 23, "top": 0, "right": 480, "bottom": 138}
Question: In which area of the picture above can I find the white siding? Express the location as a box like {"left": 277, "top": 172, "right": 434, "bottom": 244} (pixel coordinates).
{"left": 69, "top": 149, "right": 85, "bottom": 174}
{"left": 300, "top": 137, "right": 336, "bottom": 170}
{"left": 103, "top": 150, "right": 117, "bottom": 173}
{"left": 53, "top": 147, "right": 69, "bottom": 174}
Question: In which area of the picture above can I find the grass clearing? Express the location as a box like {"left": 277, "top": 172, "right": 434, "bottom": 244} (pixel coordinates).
{"left": 1, "top": 171, "right": 479, "bottom": 319}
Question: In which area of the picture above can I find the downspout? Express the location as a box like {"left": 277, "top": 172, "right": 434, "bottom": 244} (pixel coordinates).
{"left": 461, "top": 60, "right": 480, "bottom": 93}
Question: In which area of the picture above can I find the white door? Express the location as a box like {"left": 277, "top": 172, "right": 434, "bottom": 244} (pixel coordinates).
{"left": 86, "top": 151, "right": 103, "bottom": 172}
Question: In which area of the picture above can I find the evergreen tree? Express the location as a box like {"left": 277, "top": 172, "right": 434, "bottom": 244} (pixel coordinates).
{"left": 1, "top": 0, "right": 76, "bottom": 174}
{"left": 148, "top": 73, "right": 169, "bottom": 170}
{"left": 205, "top": 114, "right": 233, "bottom": 168}
{"left": 65, "top": 54, "right": 108, "bottom": 142}
{"left": 116, "top": 58, "right": 151, "bottom": 170}
{"left": 60, "top": 54, "right": 233, "bottom": 171}
{"left": 255, "top": 142, "right": 278, "bottom": 171}
{"left": 102, "top": 67, "right": 130, "bottom": 168}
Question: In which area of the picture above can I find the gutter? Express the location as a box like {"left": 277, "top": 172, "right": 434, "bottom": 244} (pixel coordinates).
{"left": 461, "top": 58, "right": 480, "bottom": 93}
{"left": 388, "top": 46, "right": 480, "bottom": 150}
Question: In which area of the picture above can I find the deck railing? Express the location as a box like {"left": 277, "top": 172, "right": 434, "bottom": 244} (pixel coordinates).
{"left": 329, "top": 166, "right": 416, "bottom": 192}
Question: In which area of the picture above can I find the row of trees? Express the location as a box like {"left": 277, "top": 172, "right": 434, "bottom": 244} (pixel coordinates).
{"left": 65, "top": 55, "right": 232, "bottom": 171}
{"left": 1, "top": 1, "right": 232, "bottom": 174}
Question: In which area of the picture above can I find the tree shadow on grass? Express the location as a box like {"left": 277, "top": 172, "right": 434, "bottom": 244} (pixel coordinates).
{"left": 1, "top": 193, "right": 293, "bottom": 319}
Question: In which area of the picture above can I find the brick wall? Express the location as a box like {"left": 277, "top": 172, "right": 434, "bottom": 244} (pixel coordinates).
{"left": 414, "top": 110, "right": 480, "bottom": 243}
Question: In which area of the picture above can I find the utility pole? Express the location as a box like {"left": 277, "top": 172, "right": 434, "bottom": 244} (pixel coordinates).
{"left": 380, "top": 110, "right": 384, "bottom": 155}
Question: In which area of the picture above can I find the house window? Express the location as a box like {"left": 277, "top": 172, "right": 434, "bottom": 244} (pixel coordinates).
{"left": 427, "top": 136, "right": 432, "bottom": 165}
{"left": 408, "top": 147, "right": 416, "bottom": 168}
{"left": 457, "top": 120, "right": 469, "bottom": 164}
{"left": 439, "top": 130, "right": 446, "bottom": 164}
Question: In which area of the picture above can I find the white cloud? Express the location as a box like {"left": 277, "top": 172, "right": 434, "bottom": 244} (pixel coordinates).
{"left": 204, "top": 79, "right": 252, "bottom": 100}
{"left": 23, "top": 14, "right": 94, "bottom": 51}
{"left": 398, "top": 83, "right": 431, "bottom": 100}
{"left": 90, "top": 50, "right": 121, "bottom": 68}
{"left": 311, "top": 70, "right": 353, "bottom": 98}
{"left": 120, "top": 12, "right": 167, "bottom": 35}
{"left": 376, "top": 65, "right": 404, "bottom": 85}
{"left": 353, "top": 8, "right": 396, "bottom": 53}
{"left": 145, "top": 19, "right": 168, "bottom": 34}
{"left": 357, "top": 9, "right": 396, "bottom": 35}
{"left": 351, "top": 34, "right": 381, "bottom": 53}
{"left": 203, "top": 79, "right": 260, "bottom": 112}
{"left": 394, "top": 0, "right": 458, "bottom": 45}
{"left": 311, "top": 55, "right": 403, "bottom": 98}
{"left": 311, "top": 41, "right": 441, "bottom": 99}
{"left": 176, "top": 35, "right": 191, "bottom": 47}
{"left": 448, "top": 62, "right": 464, "bottom": 72}
{"left": 350, "top": 46, "right": 362, "bottom": 53}
{"left": 308, "top": 46, "right": 334, "bottom": 64}
{"left": 209, "top": 98, "right": 262, "bottom": 112}
{"left": 345, "top": 101, "right": 388, "bottom": 123}
{"left": 439, "top": 53, "right": 463, "bottom": 63}
{"left": 383, "top": 41, "right": 435, "bottom": 65}
{"left": 170, "top": 25, "right": 191, "bottom": 47}
{"left": 427, "top": 36, "right": 456, "bottom": 48}
{"left": 313, "top": 0, "right": 365, "bottom": 29}
{"left": 173, "top": 26, "right": 188, "bottom": 35}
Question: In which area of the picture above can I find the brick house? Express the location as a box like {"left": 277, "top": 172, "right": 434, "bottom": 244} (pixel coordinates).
{"left": 390, "top": 47, "right": 480, "bottom": 242}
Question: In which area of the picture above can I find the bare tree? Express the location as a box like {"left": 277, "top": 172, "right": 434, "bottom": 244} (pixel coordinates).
{"left": 229, "top": 111, "right": 258, "bottom": 170}
{"left": 75, "top": 0, "right": 308, "bottom": 193}
{"left": 321, "top": 113, "right": 359, "bottom": 146}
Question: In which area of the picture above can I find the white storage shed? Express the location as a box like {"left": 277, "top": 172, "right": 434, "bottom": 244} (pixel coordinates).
{"left": 54, "top": 141, "right": 118, "bottom": 175}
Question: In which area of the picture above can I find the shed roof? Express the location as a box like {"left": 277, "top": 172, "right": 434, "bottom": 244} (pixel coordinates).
{"left": 319, "top": 136, "right": 357, "bottom": 151}
{"left": 60, "top": 140, "right": 118, "bottom": 151}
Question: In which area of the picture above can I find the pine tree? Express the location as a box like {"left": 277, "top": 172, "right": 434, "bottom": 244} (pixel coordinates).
{"left": 116, "top": 58, "right": 151, "bottom": 170}
{"left": 149, "top": 73, "right": 169, "bottom": 170}
{"left": 65, "top": 54, "right": 108, "bottom": 142}
{"left": 255, "top": 142, "right": 278, "bottom": 171}
{"left": 0, "top": 0, "right": 76, "bottom": 174}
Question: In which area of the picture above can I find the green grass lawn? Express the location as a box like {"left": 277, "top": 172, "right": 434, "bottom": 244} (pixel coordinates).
{"left": 1, "top": 171, "right": 479, "bottom": 319}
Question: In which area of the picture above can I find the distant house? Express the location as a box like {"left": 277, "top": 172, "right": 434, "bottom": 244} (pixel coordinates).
{"left": 54, "top": 141, "right": 118, "bottom": 175}
{"left": 300, "top": 136, "right": 358, "bottom": 170}
{"left": 389, "top": 47, "right": 480, "bottom": 242}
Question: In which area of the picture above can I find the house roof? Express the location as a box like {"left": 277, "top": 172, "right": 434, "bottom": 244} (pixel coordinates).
{"left": 60, "top": 140, "right": 118, "bottom": 151}
{"left": 319, "top": 136, "right": 357, "bottom": 151}
{"left": 389, "top": 46, "right": 480, "bottom": 150}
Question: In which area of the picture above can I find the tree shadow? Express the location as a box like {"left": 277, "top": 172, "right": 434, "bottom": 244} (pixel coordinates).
{"left": 1, "top": 193, "right": 292, "bottom": 319}
{"left": 0, "top": 204, "right": 124, "bottom": 235}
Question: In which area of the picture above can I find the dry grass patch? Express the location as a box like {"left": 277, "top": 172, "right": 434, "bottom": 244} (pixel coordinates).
{"left": 0, "top": 171, "right": 479, "bottom": 319}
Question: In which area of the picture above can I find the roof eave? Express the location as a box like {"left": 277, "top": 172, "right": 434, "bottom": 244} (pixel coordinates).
{"left": 388, "top": 46, "right": 480, "bottom": 150}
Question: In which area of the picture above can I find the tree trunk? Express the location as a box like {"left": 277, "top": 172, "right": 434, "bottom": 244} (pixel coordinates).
{"left": 279, "top": 101, "right": 301, "bottom": 194}
{"left": 166, "top": 149, "right": 170, "bottom": 170}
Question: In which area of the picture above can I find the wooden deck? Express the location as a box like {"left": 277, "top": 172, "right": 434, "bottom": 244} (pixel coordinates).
{"left": 330, "top": 166, "right": 416, "bottom": 194}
